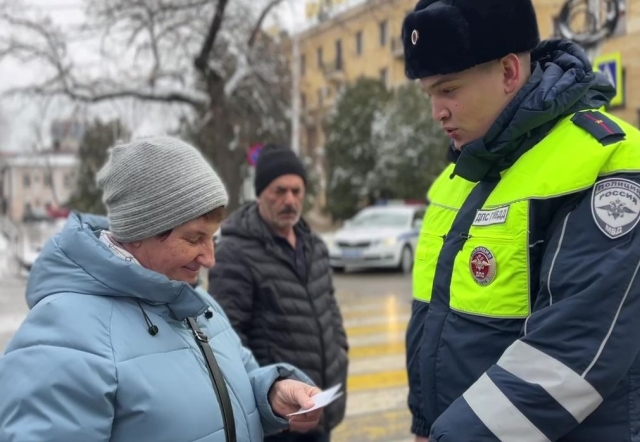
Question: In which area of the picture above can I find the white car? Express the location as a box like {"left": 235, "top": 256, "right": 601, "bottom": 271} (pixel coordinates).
{"left": 328, "top": 204, "right": 426, "bottom": 273}
{"left": 18, "top": 218, "right": 67, "bottom": 271}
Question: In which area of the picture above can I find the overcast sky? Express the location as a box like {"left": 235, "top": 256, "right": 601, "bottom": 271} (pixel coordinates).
{"left": 0, "top": 0, "right": 306, "bottom": 152}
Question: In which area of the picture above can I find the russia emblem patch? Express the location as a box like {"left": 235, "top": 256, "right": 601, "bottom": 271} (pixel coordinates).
{"left": 469, "top": 246, "right": 497, "bottom": 286}
{"left": 592, "top": 178, "right": 640, "bottom": 239}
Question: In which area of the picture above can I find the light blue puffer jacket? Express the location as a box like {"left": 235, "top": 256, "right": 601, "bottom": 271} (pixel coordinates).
{"left": 0, "top": 213, "right": 312, "bottom": 442}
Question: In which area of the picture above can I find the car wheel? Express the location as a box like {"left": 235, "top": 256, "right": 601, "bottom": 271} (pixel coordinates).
{"left": 398, "top": 245, "right": 413, "bottom": 274}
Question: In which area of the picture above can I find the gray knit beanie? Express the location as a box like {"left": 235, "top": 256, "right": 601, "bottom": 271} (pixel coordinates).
{"left": 97, "top": 136, "right": 228, "bottom": 242}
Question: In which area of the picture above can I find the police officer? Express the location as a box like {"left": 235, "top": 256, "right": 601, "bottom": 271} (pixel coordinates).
{"left": 403, "top": 0, "right": 640, "bottom": 441}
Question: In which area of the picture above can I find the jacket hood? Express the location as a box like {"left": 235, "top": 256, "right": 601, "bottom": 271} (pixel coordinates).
{"left": 220, "top": 202, "right": 312, "bottom": 243}
{"left": 26, "top": 212, "right": 208, "bottom": 320}
{"left": 451, "top": 39, "right": 616, "bottom": 182}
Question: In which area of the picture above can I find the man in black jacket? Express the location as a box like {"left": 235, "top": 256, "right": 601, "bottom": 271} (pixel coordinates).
{"left": 208, "top": 144, "right": 348, "bottom": 442}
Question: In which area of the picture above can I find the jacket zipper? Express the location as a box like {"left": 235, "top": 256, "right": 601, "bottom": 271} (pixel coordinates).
{"left": 303, "top": 241, "right": 328, "bottom": 390}
{"left": 267, "top": 240, "right": 328, "bottom": 389}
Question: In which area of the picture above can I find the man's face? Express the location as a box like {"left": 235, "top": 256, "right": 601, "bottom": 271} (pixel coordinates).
{"left": 128, "top": 216, "right": 221, "bottom": 284}
{"left": 258, "top": 174, "right": 305, "bottom": 232}
{"left": 420, "top": 59, "right": 515, "bottom": 149}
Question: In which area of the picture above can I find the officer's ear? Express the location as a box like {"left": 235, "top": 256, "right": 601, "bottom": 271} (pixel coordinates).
{"left": 500, "top": 53, "right": 529, "bottom": 95}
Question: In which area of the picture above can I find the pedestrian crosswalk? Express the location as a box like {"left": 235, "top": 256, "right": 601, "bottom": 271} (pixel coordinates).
{"left": 333, "top": 290, "right": 413, "bottom": 442}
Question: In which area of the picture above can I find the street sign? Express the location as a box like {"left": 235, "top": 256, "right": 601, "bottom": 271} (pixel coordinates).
{"left": 247, "top": 143, "right": 264, "bottom": 166}
{"left": 594, "top": 52, "right": 624, "bottom": 107}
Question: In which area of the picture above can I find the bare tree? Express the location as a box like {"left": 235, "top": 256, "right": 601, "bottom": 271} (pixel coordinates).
{"left": 0, "top": 0, "right": 292, "bottom": 211}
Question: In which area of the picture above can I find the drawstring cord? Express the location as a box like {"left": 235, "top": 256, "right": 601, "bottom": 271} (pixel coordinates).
{"left": 136, "top": 300, "right": 159, "bottom": 336}
{"left": 135, "top": 298, "right": 213, "bottom": 336}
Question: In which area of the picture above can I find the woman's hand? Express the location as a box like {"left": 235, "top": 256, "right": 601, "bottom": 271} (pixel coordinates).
{"left": 268, "top": 379, "right": 323, "bottom": 433}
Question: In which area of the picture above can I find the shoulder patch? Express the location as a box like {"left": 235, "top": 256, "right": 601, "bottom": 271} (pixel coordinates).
{"left": 571, "top": 111, "right": 625, "bottom": 146}
{"left": 592, "top": 178, "right": 640, "bottom": 239}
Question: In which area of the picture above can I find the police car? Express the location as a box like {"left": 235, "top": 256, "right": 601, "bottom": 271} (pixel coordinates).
{"left": 328, "top": 204, "right": 426, "bottom": 273}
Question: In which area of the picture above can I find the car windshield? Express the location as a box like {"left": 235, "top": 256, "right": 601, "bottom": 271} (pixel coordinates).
{"left": 350, "top": 211, "right": 410, "bottom": 228}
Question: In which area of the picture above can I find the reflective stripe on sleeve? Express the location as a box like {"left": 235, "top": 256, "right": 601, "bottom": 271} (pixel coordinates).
{"left": 463, "top": 373, "right": 550, "bottom": 442}
{"left": 497, "top": 340, "right": 603, "bottom": 422}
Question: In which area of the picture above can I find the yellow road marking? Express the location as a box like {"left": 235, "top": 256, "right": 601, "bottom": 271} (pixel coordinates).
{"left": 349, "top": 341, "right": 405, "bottom": 358}
{"left": 341, "top": 307, "right": 411, "bottom": 321}
{"left": 346, "top": 321, "right": 408, "bottom": 337}
{"left": 347, "top": 369, "right": 408, "bottom": 392}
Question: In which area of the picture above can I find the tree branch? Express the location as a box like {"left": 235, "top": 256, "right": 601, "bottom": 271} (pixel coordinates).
{"left": 247, "top": 0, "right": 285, "bottom": 48}
{"left": 6, "top": 84, "right": 206, "bottom": 109}
{"left": 223, "top": 49, "right": 249, "bottom": 97}
{"left": 194, "top": 0, "right": 229, "bottom": 73}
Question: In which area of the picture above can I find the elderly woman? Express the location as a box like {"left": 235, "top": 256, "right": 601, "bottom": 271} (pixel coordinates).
{"left": 0, "top": 137, "right": 322, "bottom": 442}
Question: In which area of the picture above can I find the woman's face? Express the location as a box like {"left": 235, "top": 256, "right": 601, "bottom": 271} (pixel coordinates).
{"left": 126, "top": 216, "right": 221, "bottom": 284}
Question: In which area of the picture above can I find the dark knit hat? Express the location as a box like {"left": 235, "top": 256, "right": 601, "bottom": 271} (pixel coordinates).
{"left": 402, "top": 0, "right": 540, "bottom": 79}
{"left": 254, "top": 144, "right": 307, "bottom": 196}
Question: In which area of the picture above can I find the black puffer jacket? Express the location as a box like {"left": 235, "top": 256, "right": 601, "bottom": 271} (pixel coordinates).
{"left": 208, "top": 203, "right": 348, "bottom": 433}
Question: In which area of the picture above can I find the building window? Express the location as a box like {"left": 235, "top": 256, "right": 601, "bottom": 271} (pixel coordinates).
{"left": 24, "top": 202, "right": 32, "bottom": 215}
{"left": 23, "top": 173, "right": 30, "bottom": 188}
{"left": 380, "top": 67, "right": 388, "bottom": 86}
{"left": 379, "top": 20, "right": 388, "bottom": 46}
{"left": 317, "top": 88, "right": 325, "bottom": 107}
{"left": 44, "top": 173, "right": 52, "bottom": 186}
{"left": 317, "top": 47, "right": 323, "bottom": 67}
{"left": 335, "top": 39, "right": 343, "bottom": 70}
{"left": 300, "top": 54, "right": 306, "bottom": 76}
{"left": 356, "top": 30, "right": 363, "bottom": 56}
{"left": 301, "top": 93, "right": 307, "bottom": 110}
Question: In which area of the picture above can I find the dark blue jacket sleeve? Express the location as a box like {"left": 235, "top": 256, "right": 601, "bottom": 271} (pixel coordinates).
{"left": 407, "top": 299, "right": 430, "bottom": 437}
{"left": 430, "top": 174, "right": 640, "bottom": 441}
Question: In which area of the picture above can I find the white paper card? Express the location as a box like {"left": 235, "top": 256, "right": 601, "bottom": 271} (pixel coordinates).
{"left": 286, "top": 383, "right": 343, "bottom": 417}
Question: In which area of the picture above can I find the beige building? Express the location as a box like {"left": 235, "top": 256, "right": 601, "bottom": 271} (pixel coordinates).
{"left": 0, "top": 151, "right": 77, "bottom": 222}
{"left": 534, "top": 0, "right": 639, "bottom": 126}
{"left": 295, "top": 0, "right": 640, "bottom": 160}
{"left": 297, "top": 0, "right": 416, "bottom": 159}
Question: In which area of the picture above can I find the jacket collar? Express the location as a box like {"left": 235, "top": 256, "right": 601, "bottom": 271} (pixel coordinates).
{"left": 27, "top": 213, "right": 208, "bottom": 320}
{"left": 450, "top": 39, "right": 615, "bottom": 183}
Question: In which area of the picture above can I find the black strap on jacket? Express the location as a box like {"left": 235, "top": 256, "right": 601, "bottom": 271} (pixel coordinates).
{"left": 186, "top": 317, "right": 237, "bottom": 442}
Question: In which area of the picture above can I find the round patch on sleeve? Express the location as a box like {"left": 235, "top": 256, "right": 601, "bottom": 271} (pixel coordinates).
{"left": 592, "top": 178, "right": 640, "bottom": 239}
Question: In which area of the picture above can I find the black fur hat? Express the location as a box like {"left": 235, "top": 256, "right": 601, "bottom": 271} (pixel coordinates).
{"left": 402, "top": 0, "right": 540, "bottom": 79}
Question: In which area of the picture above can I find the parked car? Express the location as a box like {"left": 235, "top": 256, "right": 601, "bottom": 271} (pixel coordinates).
{"left": 18, "top": 218, "right": 67, "bottom": 271}
{"left": 328, "top": 204, "right": 426, "bottom": 273}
